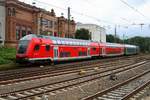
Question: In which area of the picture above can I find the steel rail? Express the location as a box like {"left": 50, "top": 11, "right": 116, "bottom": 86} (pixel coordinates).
{"left": 0, "top": 61, "right": 147, "bottom": 99}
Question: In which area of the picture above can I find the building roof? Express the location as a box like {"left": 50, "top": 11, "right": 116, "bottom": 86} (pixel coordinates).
{"left": 6, "top": 0, "right": 56, "bottom": 16}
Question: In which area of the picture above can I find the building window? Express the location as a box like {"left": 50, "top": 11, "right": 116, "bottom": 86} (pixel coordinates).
{"left": 12, "top": 8, "right": 16, "bottom": 16}
{"left": 21, "top": 26, "right": 26, "bottom": 37}
{"left": 16, "top": 26, "right": 20, "bottom": 40}
{"left": 22, "top": 30, "right": 26, "bottom": 37}
{"left": 8, "top": 8, "right": 11, "bottom": 16}
{"left": 50, "top": 21, "right": 53, "bottom": 28}
{"left": 27, "top": 27, "right": 32, "bottom": 34}
{"left": 42, "top": 19, "right": 48, "bottom": 26}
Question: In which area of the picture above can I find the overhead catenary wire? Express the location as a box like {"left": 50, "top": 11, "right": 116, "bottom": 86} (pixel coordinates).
{"left": 30, "top": 0, "right": 117, "bottom": 25}
{"left": 31, "top": 0, "right": 150, "bottom": 34}
{"left": 22, "top": 0, "right": 149, "bottom": 30}
{"left": 120, "top": 0, "right": 150, "bottom": 21}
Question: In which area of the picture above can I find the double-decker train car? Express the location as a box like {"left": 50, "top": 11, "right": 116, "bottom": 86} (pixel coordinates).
{"left": 124, "top": 44, "right": 139, "bottom": 55}
{"left": 16, "top": 34, "right": 139, "bottom": 64}
{"left": 102, "top": 43, "right": 124, "bottom": 57}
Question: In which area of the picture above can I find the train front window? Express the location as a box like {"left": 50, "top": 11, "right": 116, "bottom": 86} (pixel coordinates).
{"left": 17, "top": 40, "right": 29, "bottom": 54}
{"left": 17, "top": 34, "right": 37, "bottom": 54}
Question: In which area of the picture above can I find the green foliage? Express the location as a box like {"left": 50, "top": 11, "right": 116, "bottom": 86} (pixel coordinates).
{"left": 75, "top": 28, "right": 91, "bottom": 40}
{"left": 106, "top": 34, "right": 123, "bottom": 43}
{"left": 0, "top": 47, "right": 16, "bottom": 64}
{"left": 124, "top": 37, "right": 150, "bottom": 53}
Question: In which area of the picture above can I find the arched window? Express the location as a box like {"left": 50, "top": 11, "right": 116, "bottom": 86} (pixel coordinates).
{"left": 16, "top": 25, "right": 20, "bottom": 40}
{"left": 12, "top": 8, "right": 16, "bottom": 16}
{"left": 7, "top": 8, "right": 11, "bottom": 16}
{"left": 21, "top": 26, "right": 26, "bottom": 37}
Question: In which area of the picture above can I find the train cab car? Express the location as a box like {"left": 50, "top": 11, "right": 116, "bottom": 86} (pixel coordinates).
{"left": 16, "top": 34, "right": 53, "bottom": 63}
{"left": 102, "top": 43, "right": 124, "bottom": 57}
{"left": 124, "top": 44, "right": 138, "bottom": 55}
{"left": 16, "top": 34, "right": 93, "bottom": 63}
{"left": 16, "top": 34, "right": 37, "bottom": 63}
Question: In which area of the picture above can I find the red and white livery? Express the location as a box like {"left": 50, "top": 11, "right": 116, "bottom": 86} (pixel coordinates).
{"left": 16, "top": 34, "right": 137, "bottom": 63}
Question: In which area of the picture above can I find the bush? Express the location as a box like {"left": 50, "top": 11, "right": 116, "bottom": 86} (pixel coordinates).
{"left": 0, "top": 47, "right": 16, "bottom": 64}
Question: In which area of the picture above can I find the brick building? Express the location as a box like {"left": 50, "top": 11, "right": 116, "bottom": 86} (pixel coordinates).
{"left": 5, "top": 0, "right": 38, "bottom": 46}
{"left": 57, "top": 16, "right": 76, "bottom": 38}
{"left": 37, "top": 9, "right": 58, "bottom": 36}
{"left": 2, "top": 0, "right": 76, "bottom": 47}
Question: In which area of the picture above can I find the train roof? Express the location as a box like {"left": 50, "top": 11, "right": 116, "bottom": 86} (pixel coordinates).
{"left": 124, "top": 44, "right": 137, "bottom": 48}
{"left": 104, "top": 42, "right": 124, "bottom": 47}
{"left": 20, "top": 34, "right": 37, "bottom": 40}
{"left": 20, "top": 34, "right": 92, "bottom": 46}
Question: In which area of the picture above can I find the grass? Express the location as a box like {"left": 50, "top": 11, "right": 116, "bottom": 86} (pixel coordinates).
{"left": 0, "top": 47, "right": 16, "bottom": 65}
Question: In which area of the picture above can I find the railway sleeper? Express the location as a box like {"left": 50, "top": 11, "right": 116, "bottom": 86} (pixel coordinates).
{"left": 7, "top": 95, "right": 18, "bottom": 99}
{"left": 109, "top": 91, "right": 126, "bottom": 95}
{"left": 30, "top": 89, "right": 41, "bottom": 93}
{"left": 24, "top": 91, "right": 34, "bottom": 95}
{"left": 102, "top": 94, "right": 122, "bottom": 99}
{"left": 107, "top": 92, "right": 123, "bottom": 97}
{"left": 16, "top": 93, "right": 26, "bottom": 97}
{"left": 37, "top": 88, "right": 46, "bottom": 92}
{"left": 97, "top": 96, "right": 114, "bottom": 100}
{"left": 96, "top": 97, "right": 113, "bottom": 100}
{"left": 0, "top": 97, "right": 7, "bottom": 100}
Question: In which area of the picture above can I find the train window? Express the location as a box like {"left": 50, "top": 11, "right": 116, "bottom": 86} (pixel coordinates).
{"left": 69, "top": 41, "right": 72, "bottom": 45}
{"left": 79, "top": 51, "right": 87, "bottom": 56}
{"left": 60, "top": 52, "right": 70, "bottom": 57}
{"left": 57, "top": 40, "right": 61, "bottom": 44}
{"left": 62, "top": 40, "right": 64, "bottom": 44}
{"left": 34, "top": 44, "right": 40, "bottom": 51}
{"left": 92, "top": 48, "right": 96, "bottom": 51}
{"left": 45, "top": 45, "right": 50, "bottom": 51}
{"left": 53, "top": 40, "right": 57, "bottom": 44}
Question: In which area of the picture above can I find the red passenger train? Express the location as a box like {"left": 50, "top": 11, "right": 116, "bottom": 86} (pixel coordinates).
{"left": 16, "top": 34, "right": 139, "bottom": 63}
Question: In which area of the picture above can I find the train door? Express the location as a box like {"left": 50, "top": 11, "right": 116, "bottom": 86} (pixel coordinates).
{"left": 102, "top": 47, "right": 106, "bottom": 56}
{"left": 54, "top": 46, "right": 58, "bottom": 60}
{"left": 87, "top": 47, "right": 90, "bottom": 56}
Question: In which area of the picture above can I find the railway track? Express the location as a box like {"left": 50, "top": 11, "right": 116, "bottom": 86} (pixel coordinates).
{"left": 0, "top": 61, "right": 148, "bottom": 100}
{"left": 0, "top": 59, "right": 135, "bottom": 85}
{"left": 82, "top": 70, "right": 150, "bottom": 100}
{"left": 0, "top": 54, "right": 146, "bottom": 83}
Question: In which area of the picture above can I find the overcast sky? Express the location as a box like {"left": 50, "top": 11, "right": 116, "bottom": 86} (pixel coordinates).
{"left": 20, "top": 0, "right": 150, "bottom": 38}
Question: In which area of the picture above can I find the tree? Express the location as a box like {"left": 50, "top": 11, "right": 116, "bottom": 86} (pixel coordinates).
{"left": 75, "top": 28, "right": 91, "bottom": 40}
{"left": 106, "top": 34, "right": 122, "bottom": 43}
{"left": 124, "top": 36, "right": 150, "bottom": 53}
